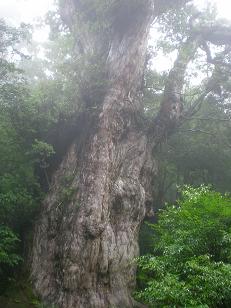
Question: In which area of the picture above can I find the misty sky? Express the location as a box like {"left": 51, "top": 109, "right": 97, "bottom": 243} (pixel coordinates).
{"left": 0, "top": 0, "right": 54, "bottom": 24}
{"left": 1, "top": 0, "right": 231, "bottom": 21}
{"left": 1, "top": 0, "right": 231, "bottom": 25}
{"left": 0, "top": 0, "right": 230, "bottom": 73}
{"left": 0, "top": 0, "right": 54, "bottom": 42}
{"left": 0, "top": 0, "right": 231, "bottom": 43}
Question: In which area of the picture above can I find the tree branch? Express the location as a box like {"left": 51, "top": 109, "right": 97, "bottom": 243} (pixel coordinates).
{"left": 178, "top": 128, "right": 214, "bottom": 135}
{"left": 154, "top": 0, "right": 192, "bottom": 16}
{"left": 146, "top": 17, "right": 231, "bottom": 149}
{"left": 182, "top": 116, "right": 230, "bottom": 122}
{"left": 149, "top": 35, "right": 201, "bottom": 146}
{"left": 196, "top": 25, "right": 231, "bottom": 46}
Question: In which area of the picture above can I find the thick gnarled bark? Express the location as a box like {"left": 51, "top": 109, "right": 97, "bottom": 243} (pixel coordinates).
{"left": 32, "top": 2, "right": 155, "bottom": 307}
{"left": 31, "top": 1, "right": 206, "bottom": 307}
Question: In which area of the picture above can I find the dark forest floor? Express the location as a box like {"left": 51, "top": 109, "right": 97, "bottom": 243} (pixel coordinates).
{"left": 0, "top": 279, "right": 40, "bottom": 308}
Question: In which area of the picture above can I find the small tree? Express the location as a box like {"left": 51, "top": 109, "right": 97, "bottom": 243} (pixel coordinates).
{"left": 135, "top": 186, "right": 231, "bottom": 307}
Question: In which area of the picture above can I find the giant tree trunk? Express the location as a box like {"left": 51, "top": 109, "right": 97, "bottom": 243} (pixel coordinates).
{"left": 32, "top": 2, "right": 155, "bottom": 307}
{"left": 31, "top": 1, "right": 231, "bottom": 306}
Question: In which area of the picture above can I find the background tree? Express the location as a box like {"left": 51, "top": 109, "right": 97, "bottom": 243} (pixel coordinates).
{"left": 0, "top": 19, "right": 39, "bottom": 291}
{"left": 0, "top": 19, "right": 57, "bottom": 294}
{"left": 143, "top": 4, "right": 231, "bottom": 206}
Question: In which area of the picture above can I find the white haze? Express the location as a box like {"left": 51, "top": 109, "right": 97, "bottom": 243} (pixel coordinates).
{"left": 0, "top": 0, "right": 230, "bottom": 75}
{"left": 0, "top": 0, "right": 231, "bottom": 42}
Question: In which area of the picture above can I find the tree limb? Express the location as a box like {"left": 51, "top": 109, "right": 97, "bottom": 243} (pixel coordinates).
{"left": 196, "top": 25, "right": 231, "bottom": 46}
{"left": 150, "top": 35, "right": 201, "bottom": 145}
{"left": 178, "top": 128, "right": 214, "bottom": 135}
{"left": 148, "top": 22, "right": 231, "bottom": 146}
{"left": 182, "top": 116, "right": 230, "bottom": 122}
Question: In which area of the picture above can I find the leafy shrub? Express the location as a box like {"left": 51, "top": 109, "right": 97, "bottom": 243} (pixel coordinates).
{"left": 135, "top": 186, "right": 231, "bottom": 307}
{"left": 0, "top": 226, "right": 21, "bottom": 269}
{"left": 32, "top": 139, "right": 55, "bottom": 169}
{"left": 0, "top": 226, "right": 22, "bottom": 292}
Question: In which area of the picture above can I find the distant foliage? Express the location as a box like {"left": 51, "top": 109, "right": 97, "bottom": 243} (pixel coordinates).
{"left": 135, "top": 186, "right": 231, "bottom": 307}
{"left": 0, "top": 226, "right": 22, "bottom": 292}
{"left": 0, "top": 226, "right": 22, "bottom": 269}
{"left": 32, "top": 139, "right": 55, "bottom": 168}
{"left": 0, "top": 20, "right": 43, "bottom": 290}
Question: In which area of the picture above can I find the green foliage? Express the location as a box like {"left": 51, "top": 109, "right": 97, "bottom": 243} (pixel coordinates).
{"left": 0, "top": 174, "right": 39, "bottom": 232}
{"left": 0, "top": 227, "right": 22, "bottom": 269}
{"left": 0, "top": 19, "right": 31, "bottom": 57}
{"left": 155, "top": 2, "right": 217, "bottom": 50}
{"left": 0, "top": 226, "right": 22, "bottom": 294}
{"left": 135, "top": 187, "right": 231, "bottom": 307}
{"left": 31, "top": 139, "right": 55, "bottom": 169}
{"left": 0, "top": 20, "right": 41, "bottom": 225}
{"left": 144, "top": 3, "right": 231, "bottom": 202}
{"left": 159, "top": 96, "right": 231, "bottom": 198}
{"left": 0, "top": 20, "right": 43, "bottom": 290}
{"left": 31, "top": 140, "right": 55, "bottom": 159}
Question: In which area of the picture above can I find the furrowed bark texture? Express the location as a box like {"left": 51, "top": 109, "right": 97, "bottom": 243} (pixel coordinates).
{"left": 31, "top": 0, "right": 197, "bottom": 306}
{"left": 32, "top": 1, "right": 155, "bottom": 307}
{"left": 31, "top": 2, "right": 231, "bottom": 306}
